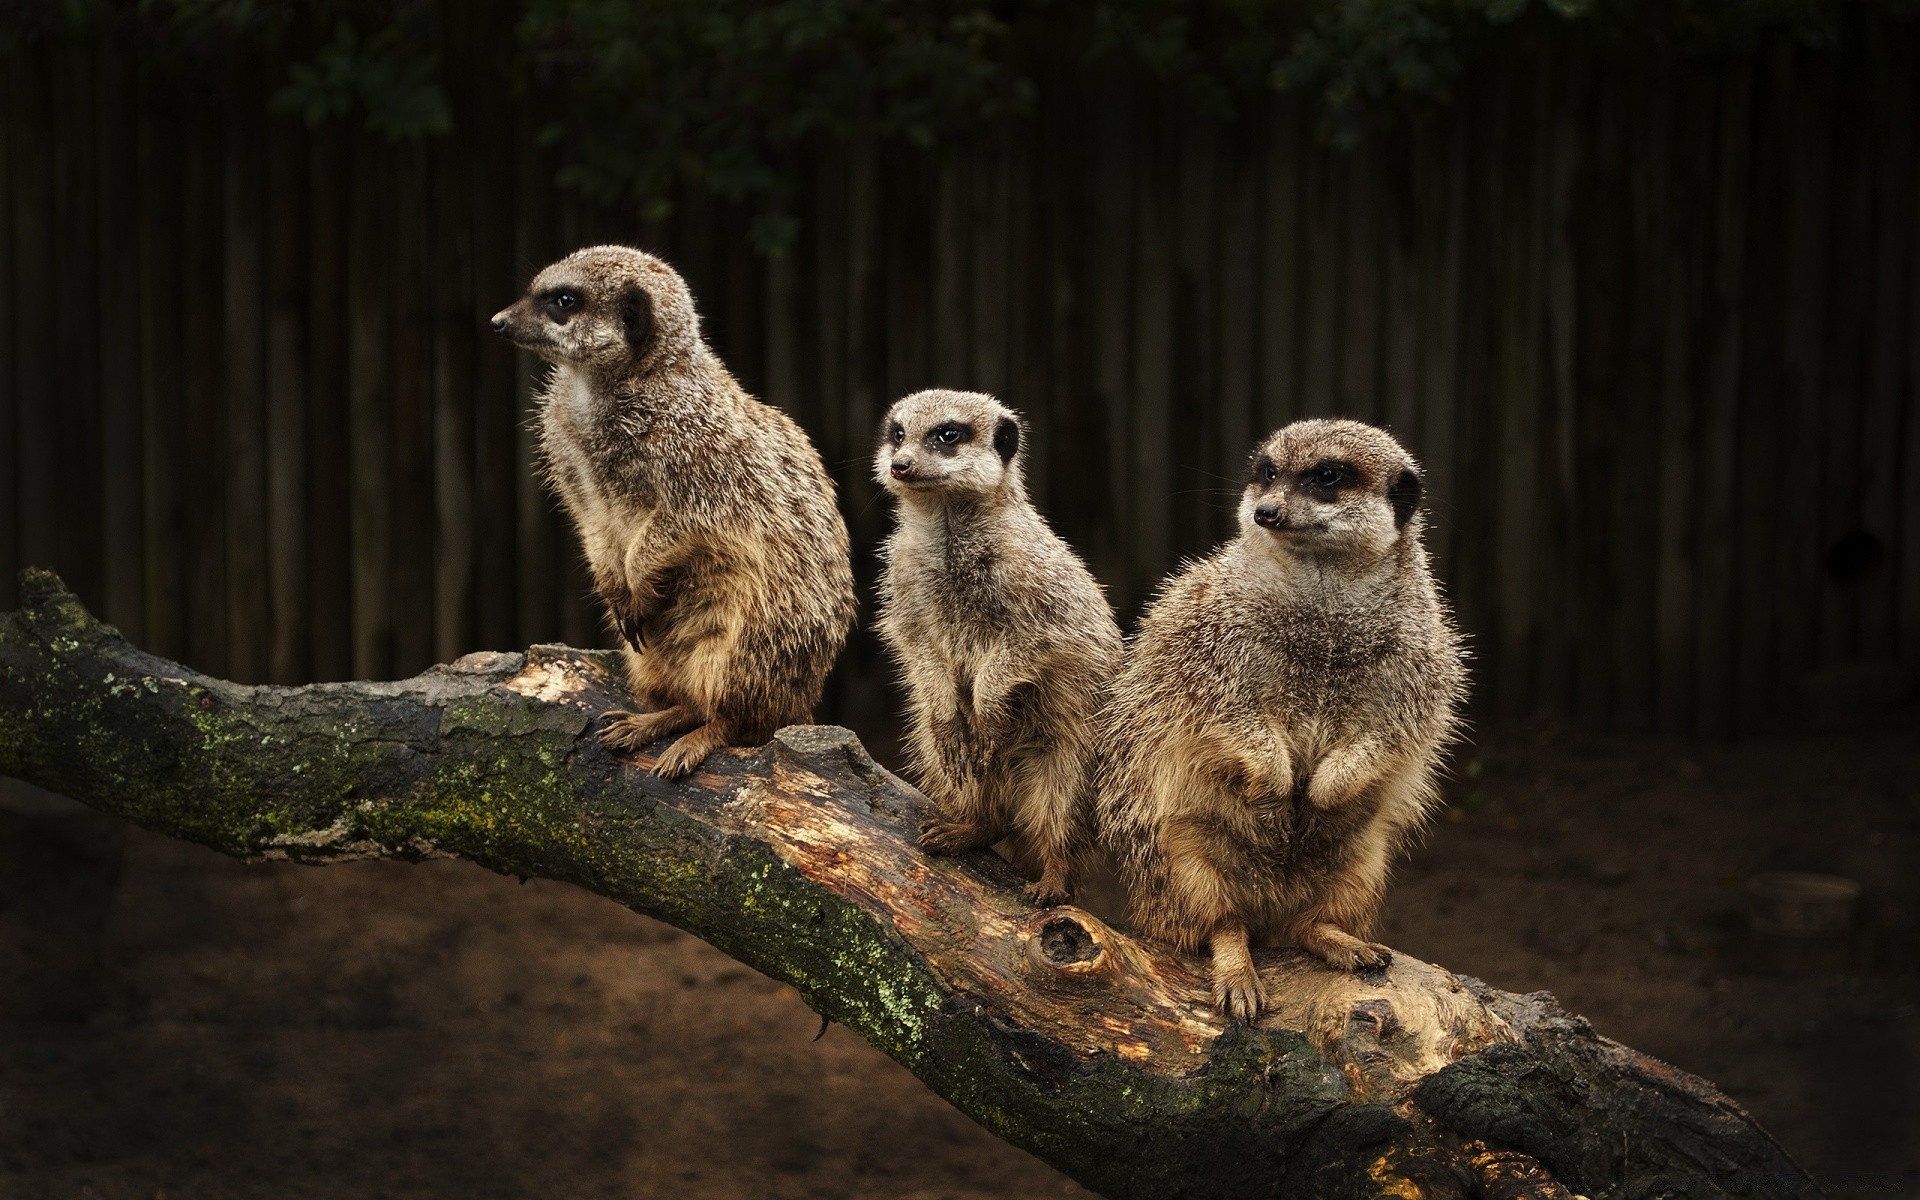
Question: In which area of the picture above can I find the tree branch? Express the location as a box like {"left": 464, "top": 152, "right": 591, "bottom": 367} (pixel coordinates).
{"left": 0, "top": 570, "right": 1820, "bottom": 1200}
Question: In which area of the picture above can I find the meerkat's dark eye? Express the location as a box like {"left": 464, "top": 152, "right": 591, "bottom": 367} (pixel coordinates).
{"left": 553, "top": 290, "right": 579, "bottom": 310}
{"left": 930, "top": 423, "right": 969, "bottom": 446}
{"left": 1257, "top": 459, "right": 1278, "bottom": 485}
{"left": 1307, "top": 463, "right": 1348, "bottom": 489}
{"left": 890, "top": 423, "right": 905, "bottom": 446}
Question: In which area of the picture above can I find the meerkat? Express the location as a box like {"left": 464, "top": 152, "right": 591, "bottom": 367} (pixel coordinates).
{"left": 491, "top": 245, "right": 855, "bottom": 779}
{"left": 1098, "top": 419, "right": 1465, "bottom": 1018}
{"left": 874, "top": 390, "right": 1122, "bottom": 905}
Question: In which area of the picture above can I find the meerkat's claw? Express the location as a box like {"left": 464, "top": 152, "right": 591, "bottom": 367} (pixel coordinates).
{"left": 917, "top": 817, "right": 994, "bottom": 856}
{"left": 653, "top": 721, "right": 731, "bottom": 780}
{"left": 600, "top": 706, "right": 697, "bottom": 753}
{"left": 1211, "top": 963, "right": 1264, "bottom": 1020}
{"left": 1023, "top": 877, "right": 1072, "bottom": 908}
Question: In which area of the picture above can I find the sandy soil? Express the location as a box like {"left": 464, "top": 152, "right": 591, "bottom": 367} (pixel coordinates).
{"left": 2, "top": 719, "right": 1915, "bottom": 1199}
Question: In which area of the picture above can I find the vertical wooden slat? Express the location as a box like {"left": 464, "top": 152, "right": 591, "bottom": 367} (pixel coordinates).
{"left": 1654, "top": 75, "right": 1709, "bottom": 732}
{"left": 1298, "top": 136, "right": 1339, "bottom": 415}
{"left": 1171, "top": 109, "right": 1217, "bottom": 556}
{"left": 223, "top": 59, "right": 270, "bottom": 684}
{"left": 1489, "top": 70, "right": 1543, "bottom": 720}
{"left": 469, "top": 24, "right": 519, "bottom": 654}
{"left": 1691, "top": 64, "right": 1751, "bottom": 736}
{"left": 1417, "top": 110, "right": 1468, "bottom": 586}
{"left": 1380, "top": 139, "right": 1421, "bottom": 446}
{"left": 1854, "top": 26, "right": 1913, "bottom": 664}
{"left": 1129, "top": 99, "right": 1176, "bottom": 598}
{"left": 1776, "top": 51, "right": 1832, "bottom": 699}
{"left": 1817, "top": 50, "right": 1873, "bottom": 668}
{"left": 97, "top": 38, "right": 143, "bottom": 642}
{"left": 0, "top": 58, "right": 16, "bottom": 612}
{"left": 1256, "top": 96, "right": 1303, "bottom": 436}
{"left": 12, "top": 58, "right": 59, "bottom": 594}
{"left": 1088, "top": 83, "right": 1136, "bottom": 611}
{"left": 137, "top": 69, "right": 186, "bottom": 663}
{"left": 54, "top": 41, "right": 105, "bottom": 612}
{"left": 390, "top": 144, "right": 435, "bottom": 676}
{"left": 348, "top": 138, "right": 393, "bottom": 680}
{"left": 1217, "top": 125, "right": 1259, "bottom": 481}
{"left": 929, "top": 153, "right": 971, "bottom": 392}
{"left": 969, "top": 125, "right": 1012, "bottom": 399}
{"left": 1336, "top": 149, "right": 1382, "bottom": 425}
{"left": 841, "top": 131, "right": 884, "bottom": 555}
{"left": 1540, "top": 58, "right": 1584, "bottom": 719}
{"left": 431, "top": 88, "right": 476, "bottom": 666}
{"left": 1610, "top": 71, "right": 1670, "bottom": 732}
{"left": 1902, "top": 61, "right": 1920, "bottom": 675}
{"left": 512, "top": 121, "right": 557, "bottom": 650}
{"left": 181, "top": 101, "right": 228, "bottom": 676}
{"left": 265, "top": 115, "right": 309, "bottom": 683}
{"left": 305, "top": 127, "right": 353, "bottom": 680}
{"left": 1733, "top": 46, "right": 1791, "bottom": 730}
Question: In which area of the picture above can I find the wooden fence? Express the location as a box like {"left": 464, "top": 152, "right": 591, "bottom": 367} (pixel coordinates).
{"left": 3, "top": 23, "right": 1917, "bottom": 735}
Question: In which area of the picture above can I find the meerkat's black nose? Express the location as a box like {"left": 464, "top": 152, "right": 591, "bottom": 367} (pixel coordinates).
{"left": 1253, "top": 503, "right": 1284, "bottom": 529}
{"left": 890, "top": 457, "right": 913, "bottom": 478}
{"left": 489, "top": 314, "right": 509, "bottom": 334}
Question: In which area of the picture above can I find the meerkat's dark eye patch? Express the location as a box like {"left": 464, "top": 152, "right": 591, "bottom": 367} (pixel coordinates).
{"left": 993, "top": 416, "right": 1020, "bottom": 464}
{"left": 1388, "top": 466, "right": 1422, "bottom": 528}
{"left": 541, "top": 288, "right": 582, "bottom": 320}
{"left": 1297, "top": 460, "right": 1352, "bottom": 502}
{"left": 888, "top": 422, "right": 906, "bottom": 446}
{"left": 1251, "top": 455, "right": 1278, "bottom": 486}
{"left": 927, "top": 422, "right": 972, "bottom": 452}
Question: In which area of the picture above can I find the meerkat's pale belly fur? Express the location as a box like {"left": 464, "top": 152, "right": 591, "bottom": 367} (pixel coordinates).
{"left": 878, "top": 504, "right": 1121, "bottom": 904}
{"left": 1099, "top": 542, "right": 1463, "bottom": 967}
{"left": 539, "top": 360, "right": 854, "bottom": 755}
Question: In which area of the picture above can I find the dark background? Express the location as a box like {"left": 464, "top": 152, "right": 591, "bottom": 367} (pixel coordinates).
{"left": 2, "top": 2, "right": 1917, "bottom": 1196}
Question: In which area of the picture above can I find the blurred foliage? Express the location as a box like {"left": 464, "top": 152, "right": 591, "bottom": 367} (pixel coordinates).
{"left": 1, "top": 0, "right": 1905, "bottom": 244}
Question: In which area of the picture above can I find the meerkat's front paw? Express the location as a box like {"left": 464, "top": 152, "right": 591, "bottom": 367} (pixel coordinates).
{"left": 600, "top": 706, "right": 696, "bottom": 753}
{"left": 1211, "top": 959, "right": 1264, "bottom": 1020}
{"left": 917, "top": 817, "right": 994, "bottom": 856}
{"left": 1023, "top": 876, "right": 1073, "bottom": 908}
{"left": 653, "top": 721, "right": 731, "bottom": 780}
{"left": 1296, "top": 923, "right": 1393, "bottom": 972}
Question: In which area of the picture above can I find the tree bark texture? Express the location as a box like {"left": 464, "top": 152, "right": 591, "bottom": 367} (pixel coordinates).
{"left": 0, "top": 571, "right": 1821, "bottom": 1200}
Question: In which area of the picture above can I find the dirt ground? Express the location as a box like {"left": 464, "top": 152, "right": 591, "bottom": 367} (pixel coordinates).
{"left": 2, "top": 716, "right": 1916, "bottom": 1199}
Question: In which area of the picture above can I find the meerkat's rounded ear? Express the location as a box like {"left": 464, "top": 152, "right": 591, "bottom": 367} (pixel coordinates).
{"left": 619, "top": 285, "right": 654, "bottom": 352}
{"left": 1388, "top": 466, "right": 1423, "bottom": 529}
{"left": 993, "top": 415, "right": 1021, "bottom": 464}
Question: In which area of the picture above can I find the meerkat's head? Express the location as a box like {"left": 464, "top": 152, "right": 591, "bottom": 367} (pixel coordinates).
{"left": 490, "top": 245, "right": 700, "bottom": 375}
{"left": 875, "top": 390, "right": 1025, "bottom": 503}
{"left": 1239, "top": 419, "right": 1423, "bottom": 562}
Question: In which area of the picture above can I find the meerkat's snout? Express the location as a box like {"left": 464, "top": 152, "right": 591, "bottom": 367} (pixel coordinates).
{"left": 889, "top": 455, "right": 915, "bottom": 479}
{"left": 1253, "top": 500, "right": 1287, "bottom": 529}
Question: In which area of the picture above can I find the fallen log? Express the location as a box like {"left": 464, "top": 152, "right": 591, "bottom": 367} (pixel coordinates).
{"left": 0, "top": 570, "right": 1820, "bottom": 1199}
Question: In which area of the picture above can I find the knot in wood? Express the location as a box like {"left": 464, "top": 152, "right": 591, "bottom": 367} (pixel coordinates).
{"left": 1022, "top": 910, "right": 1110, "bottom": 980}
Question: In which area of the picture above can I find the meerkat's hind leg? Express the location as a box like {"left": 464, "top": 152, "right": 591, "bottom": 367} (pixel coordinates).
{"left": 1008, "top": 745, "right": 1086, "bottom": 907}
{"left": 1209, "top": 926, "right": 1264, "bottom": 1020}
{"left": 652, "top": 717, "right": 738, "bottom": 780}
{"left": 601, "top": 705, "right": 700, "bottom": 753}
{"left": 1287, "top": 831, "right": 1394, "bottom": 972}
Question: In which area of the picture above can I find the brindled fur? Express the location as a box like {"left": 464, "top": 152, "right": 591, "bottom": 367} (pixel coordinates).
{"left": 874, "top": 390, "right": 1122, "bottom": 905}
{"left": 492, "top": 245, "right": 855, "bottom": 779}
{"left": 1098, "top": 419, "right": 1465, "bottom": 1018}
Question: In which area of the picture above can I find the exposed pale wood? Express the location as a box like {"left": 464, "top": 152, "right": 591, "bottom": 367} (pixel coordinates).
{"left": 0, "top": 573, "right": 1825, "bottom": 1200}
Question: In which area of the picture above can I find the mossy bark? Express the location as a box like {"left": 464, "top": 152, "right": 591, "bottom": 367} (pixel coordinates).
{"left": 0, "top": 570, "right": 1820, "bottom": 1200}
